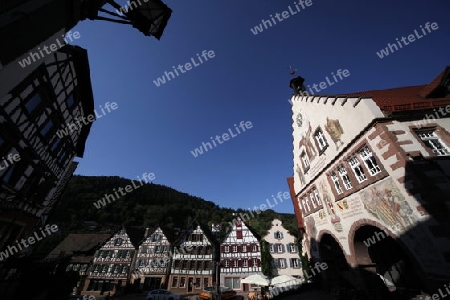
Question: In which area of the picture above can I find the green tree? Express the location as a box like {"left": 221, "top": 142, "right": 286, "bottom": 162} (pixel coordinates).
{"left": 260, "top": 240, "right": 273, "bottom": 277}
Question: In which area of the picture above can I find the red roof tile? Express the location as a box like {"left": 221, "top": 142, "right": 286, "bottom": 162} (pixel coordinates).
{"left": 338, "top": 67, "right": 450, "bottom": 112}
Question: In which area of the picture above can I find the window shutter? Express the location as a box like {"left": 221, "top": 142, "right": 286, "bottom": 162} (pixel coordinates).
{"left": 281, "top": 244, "right": 285, "bottom": 253}
{"left": 237, "top": 245, "right": 242, "bottom": 252}
{"left": 248, "top": 259, "right": 253, "bottom": 267}
{"left": 238, "top": 260, "right": 242, "bottom": 267}
{"left": 220, "top": 245, "right": 225, "bottom": 253}
{"left": 257, "top": 259, "right": 261, "bottom": 267}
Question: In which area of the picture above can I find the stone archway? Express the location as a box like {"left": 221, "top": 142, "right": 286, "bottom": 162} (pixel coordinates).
{"left": 350, "top": 224, "right": 425, "bottom": 298}
{"left": 316, "top": 232, "right": 349, "bottom": 289}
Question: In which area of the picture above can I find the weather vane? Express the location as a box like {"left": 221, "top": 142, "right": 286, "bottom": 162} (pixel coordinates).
{"left": 289, "top": 65, "right": 298, "bottom": 78}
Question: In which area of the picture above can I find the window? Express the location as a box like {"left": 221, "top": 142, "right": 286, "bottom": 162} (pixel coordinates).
{"left": 242, "top": 245, "right": 247, "bottom": 252}
{"left": 314, "top": 128, "right": 328, "bottom": 152}
{"left": 302, "top": 197, "right": 310, "bottom": 213}
{"left": 236, "top": 230, "right": 243, "bottom": 239}
{"left": 313, "top": 188, "right": 322, "bottom": 206}
{"left": 290, "top": 258, "right": 300, "bottom": 268}
{"left": 242, "top": 260, "right": 248, "bottom": 267}
{"left": 252, "top": 244, "right": 258, "bottom": 252}
{"left": 276, "top": 244, "right": 284, "bottom": 253}
{"left": 25, "top": 92, "right": 42, "bottom": 114}
{"left": 151, "top": 234, "right": 162, "bottom": 242}
{"left": 269, "top": 244, "right": 275, "bottom": 253}
{"left": 195, "top": 278, "right": 201, "bottom": 289}
{"left": 309, "top": 193, "right": 316, "bottom": 208}
{"left": 274, "top": 231, "right": 283, "bottom": 239}
{"left": 279, "top": 258, "right": 286, "bottom": 268}
{"left": 301, "top": 151, "right": 310, "bottom": 171}
{"left": 252, "top": 259, "right": 258, "bottom": 267}
{"left": 232, "top": 245, "right": 237, "bottom": 253}
{"left": 66, "top": 94, "right": 75, "bottom": 109}
{"left": 330, "top": 172, "right": 343, "bottom": 194}
{"left": 180, "top": 277, "right": 186, "bottom": 288}
{"left": 114, "top": 238, "right": 123, "bottom": 246}
{"left": 197, "top": 261, "right": 203, "bottom": 270}
{"left": 359, "top": 146, "right": 381, "bottom": 175}
{"left": 40, "top": 120, "right": 54, "bottom": 138}
{"left": 174, "top": 260, "right": 181, "bottom": 269}
{"left": 224, "top": 277, "right": 241, "bottom": 290}
{"left": 288, "top": 244, "right": 298, "bottom": 253}
{"left": 203, "top": 278, "right": 209, "bottom": 288}
{"left": 348, "top": 156, "right": 367, "bottom": 183}
{"left": 182, "top": 260, "right": 188, "bottom": 269}
{"left": 415, "top": 129, "right": 450, "bottom": 156}
{"left": 233, "top": 260, "right": 238, "bottom": 268}
{"left": 50, "top": 137, "right": 62, "bottom": 152}
{"left": 224, "top": 260, "right": 230, "bottom": 268}
{"left": 172, "top": 277, "right": 178, "bottom": 287}
{"left": 224, "top": 246, "right": 230, "bottom": 253}
{"left": 337, "top": 165, "right": 352, "bottom": 189}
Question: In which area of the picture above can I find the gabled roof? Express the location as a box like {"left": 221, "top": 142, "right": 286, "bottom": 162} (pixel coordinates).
{"left": 175, "top": 219, "right": 219, "bottom": 247}
{"left": 221, "top": 219, "right": 261, "bottom": 243}
{"left": 139, "top": 225, "right": 179, "bottom": 245}
{"left": 46, "top": 234, "right": 110, "bottom": 259}
{"left": 337, "top": 66, "right": 450, "bottom": 113}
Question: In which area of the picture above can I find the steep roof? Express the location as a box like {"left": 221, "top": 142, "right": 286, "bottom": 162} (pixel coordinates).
{"left": 221, "top": 219, "right": 261, "bottom": 243}
{"left": 338, "top": 66, "right": 450, "bottom": 113}
{"left": 46, "top": 234, "right": 110, "bottom": 259}
{"left": 175, "top": 219, "right": 219, "bottom": 247}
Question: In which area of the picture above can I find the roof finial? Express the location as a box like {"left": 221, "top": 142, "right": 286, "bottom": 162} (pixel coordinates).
{"left": 289, "top": 65, "right": 298, "bottom": 78}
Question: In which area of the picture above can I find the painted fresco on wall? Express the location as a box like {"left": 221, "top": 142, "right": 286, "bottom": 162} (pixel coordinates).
{"left": 299, "top": 123, "right": 317, "bottom": 161}
{"left": 324, "top": 118, "right": 344, "bottom": 150}
{"left": 295, "top": 163, "right": 306, "bottom": 186}
{"left": 305, "top": 216, "right": 319, "bottom": 256}
{"left": 319, "top": 181, "right": 343, "bottom": 232}
{"left": 339, "top": 197, "right": 365, "bottom": 219}
{"left": 360, "top": 179, "right": 417, "bottom": 231}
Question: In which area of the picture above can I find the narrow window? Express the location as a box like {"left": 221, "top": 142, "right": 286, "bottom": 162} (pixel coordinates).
{"left": 359, "top": 146, "right": 381, "bottom": 175}
{"left": 330, "top": 172, "right": 343, "bottom": 194}
{"left": 348, "top": 156, "right": 367, "bottom": 183}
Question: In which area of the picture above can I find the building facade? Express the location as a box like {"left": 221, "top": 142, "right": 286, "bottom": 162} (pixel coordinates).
{"left": 131, "top": 226, "right": 177, "bottom": 291}
{"left": 263, "top": 219, "right": 302, "bottom": 278}
{"left": 46, "top": 233, "right": 111, "bottom": 294}
{"left": 83, "top": 226, "right": 144, "bottom": 296}
{"left": 168, "top": 220, "right": 219, "bottom": 295}
{"left": 289, "top": 68, "right": 450, "bottom": 297}
{"left": 220, "top": 218, "right": 262, "bottom": 291}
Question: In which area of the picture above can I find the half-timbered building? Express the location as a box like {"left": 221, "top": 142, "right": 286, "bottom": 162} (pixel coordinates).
{"left": 0, "top": 44, "right": 94, "bottom": 254}
{"left": 131, "top": 226, "right": 178, "bottom": 291}
{"left": 46, "top": 233, "right": 111, "bottom": 294}
{"left": 263, "top": 219, "right": 302, "bottom": 278}
{"left": 82, "top": 226, "right": 144, "bottom": 297}
{"left": 220, "top": 218, "right": 262, "bottom": 291}
{"left": 168, "top": 220, "right": 219, "bottom": 295}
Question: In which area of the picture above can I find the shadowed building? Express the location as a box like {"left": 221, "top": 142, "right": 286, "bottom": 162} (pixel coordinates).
{"left": 288, "top": 67, "right": 450, "bottom": 298}
{"left": 168, "top": 220, "right": 219, "bottom": 295}
{"left": 131, "top": 226, "right": 179, "bottom": 291}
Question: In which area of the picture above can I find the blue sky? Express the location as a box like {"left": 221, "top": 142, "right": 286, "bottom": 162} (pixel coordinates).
{"left": 71, "top": 0, "right": 449, "bottom": 213}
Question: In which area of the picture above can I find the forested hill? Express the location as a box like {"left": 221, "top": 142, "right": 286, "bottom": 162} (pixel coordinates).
{"left": 49, "top": 175, "right": 299, "bottom": 239}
